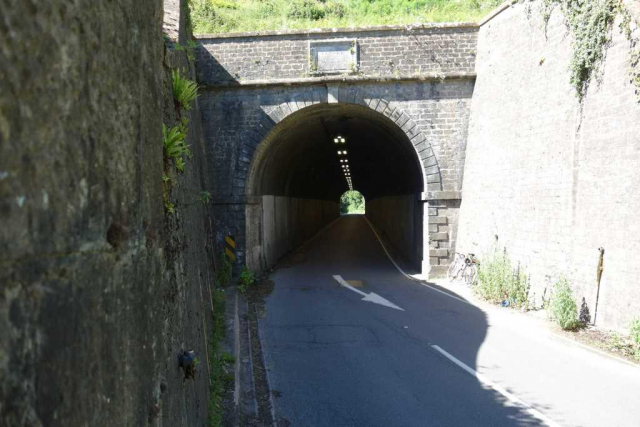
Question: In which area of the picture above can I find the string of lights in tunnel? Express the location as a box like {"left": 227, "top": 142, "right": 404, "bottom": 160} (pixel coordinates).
{"left": 334, "top": 135, "right": 352, "bottom": 191}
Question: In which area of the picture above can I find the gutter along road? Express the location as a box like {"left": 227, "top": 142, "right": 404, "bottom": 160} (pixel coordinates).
{"left": 254, "top": 215, "right": 640, "bottom": 427}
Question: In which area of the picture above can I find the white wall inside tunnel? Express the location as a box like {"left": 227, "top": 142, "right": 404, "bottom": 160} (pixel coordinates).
{"left": 246, "top": 196, "right": 338, "bottom": 272}
{"left": 366, "top": 195, "right": 424, "bottom": 271}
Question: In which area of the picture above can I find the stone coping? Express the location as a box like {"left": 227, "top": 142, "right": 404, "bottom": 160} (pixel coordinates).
{"left": 194, "top": 22, "right": 478, "bottom": 40}
{"left": 422, "top": 191, "right": 462, "bottom": 201}
{"left": 200, "top": 71, "right": 476, "bottom": 89}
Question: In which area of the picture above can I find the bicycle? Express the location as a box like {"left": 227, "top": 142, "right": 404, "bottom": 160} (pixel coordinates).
{"left": 447, "top": 252, "right": 479, "bottom": 286}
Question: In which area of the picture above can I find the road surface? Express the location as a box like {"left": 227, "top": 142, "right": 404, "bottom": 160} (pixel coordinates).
{"left": 256, "top": 215, "right": 640, "bottom": 427}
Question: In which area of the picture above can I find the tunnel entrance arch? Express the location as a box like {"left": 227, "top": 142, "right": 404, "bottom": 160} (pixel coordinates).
{"left": 244, "top": 96, "right": 437, "bottom": 274}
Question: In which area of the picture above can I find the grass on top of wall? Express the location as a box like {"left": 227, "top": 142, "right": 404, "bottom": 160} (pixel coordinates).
{"left": 189, "top": 0, "right": 503, "bottom": 34}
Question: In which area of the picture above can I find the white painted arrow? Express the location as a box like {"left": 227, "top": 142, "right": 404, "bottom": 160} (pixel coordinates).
{"left": 333, "top": 275, "right": 405, "bottom": 311}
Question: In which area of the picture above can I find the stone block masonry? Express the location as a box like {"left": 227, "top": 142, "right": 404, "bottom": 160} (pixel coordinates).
{"left": 457, "top": 0, "right": 640, "bottom": 330}
{"left": 196, "top": 24, "right": 478, "bottom": 86}
{"left": 198, "top": 79, "right": 474, "bottom": 271}
{"left": 1, "top": 1, "right": 217, "bottom": 425}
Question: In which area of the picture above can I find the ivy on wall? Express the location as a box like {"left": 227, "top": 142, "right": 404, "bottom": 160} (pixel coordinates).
{"left": 541, "top": 0, "right": 640, "bottom": 101}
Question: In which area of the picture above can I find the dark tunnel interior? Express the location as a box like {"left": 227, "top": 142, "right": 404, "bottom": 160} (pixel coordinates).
{"left": 246, "top": 102, "right": 426, "bottom": 272}
{"left": 251, "top": 103, "right": 424, "bottom": 201}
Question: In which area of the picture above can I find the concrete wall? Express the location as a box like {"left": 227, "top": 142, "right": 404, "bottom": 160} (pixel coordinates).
{"left": 196, "top": 24, "right": 477, "bottom": 85}
{"left": 366, "top": 195, "right": 423, "bottom": 270}
{"left": 458, "top": 1, "right": 640, "bottom": 329}
{"left": 1, "top": 1, "right": 218, "bottom": 425}
{"left": 246, "top": 196, "right": 339, "bottom": 272}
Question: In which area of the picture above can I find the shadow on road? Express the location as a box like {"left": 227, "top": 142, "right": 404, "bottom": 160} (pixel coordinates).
{"left": 251, "top": 215, "right": 552, "bottom": 426}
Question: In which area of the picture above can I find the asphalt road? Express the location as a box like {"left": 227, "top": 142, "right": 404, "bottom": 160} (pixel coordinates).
{"left": 257, "top": 215, "right": 640, "bottom": 427}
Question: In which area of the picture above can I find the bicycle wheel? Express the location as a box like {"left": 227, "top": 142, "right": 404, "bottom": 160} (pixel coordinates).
{"left": 463, "top": 264, "right": 478, "bottom": 286}
{"left": 447, "top": 257, "right": 462, "bottom": 281}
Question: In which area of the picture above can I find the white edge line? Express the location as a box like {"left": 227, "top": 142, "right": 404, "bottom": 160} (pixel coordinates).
{"left": 548, "top": 331, "right": 640, "bottom": 369}
{"left": 431, "top": 345, "right": 563, "bottom": 427}
{"left": 365, "top": 215, "right": 640, "bottom": 369}
{"left": 362, "top": 216, "right": 471, "bottom": 306}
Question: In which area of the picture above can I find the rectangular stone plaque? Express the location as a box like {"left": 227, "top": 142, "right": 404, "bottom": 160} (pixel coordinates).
{"left": 309, "top": 39, "right": 358, "bottom": 75}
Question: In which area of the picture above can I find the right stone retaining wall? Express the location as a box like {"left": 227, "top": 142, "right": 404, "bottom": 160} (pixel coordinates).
{"left": 457, "top": 1, "right": 640, "bottom": 330}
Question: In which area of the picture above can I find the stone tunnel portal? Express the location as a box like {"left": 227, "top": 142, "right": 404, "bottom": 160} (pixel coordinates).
{"left": 245, "top": 102, "right": 426, "bottom": 273}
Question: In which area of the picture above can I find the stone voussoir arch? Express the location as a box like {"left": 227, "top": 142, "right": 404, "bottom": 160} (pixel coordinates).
{"left": 238, "top": 86, "right": 443, "bottom": 197}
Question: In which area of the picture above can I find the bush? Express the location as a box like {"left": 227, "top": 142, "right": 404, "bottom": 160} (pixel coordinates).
{"left": 550, "top": 279, "right": 579, "bottom": 330}
{"left": 475, "top": 251, "right": 530, "bottom": 308}
{"left": 238, "top": 266, "right": 256, "bottom": 294}
{"left": 287, "top": 0, "right": 325, "bottom": 20}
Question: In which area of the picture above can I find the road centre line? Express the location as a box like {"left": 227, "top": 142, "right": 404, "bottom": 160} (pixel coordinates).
{"left": 431, "top": 345, "right": 563, "bottom": 427}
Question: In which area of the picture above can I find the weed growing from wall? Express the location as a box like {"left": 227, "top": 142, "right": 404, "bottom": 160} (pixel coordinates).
{"left": 172, "top": 69, "right": 200, "bottom": 111}
{"left": 174, "top": 40, "right": 198, "bottom": 61}
{"left": 619, "top": 6, "right": 640, "bottom": 101}
{"left": 542, "top": 0, "right": 620, "bottom": 100}
{"left": 542, "top": 0, "right": 640, "bottom": 101}
{"left": 163, "top": 121, "right": 191, "bottom": 172}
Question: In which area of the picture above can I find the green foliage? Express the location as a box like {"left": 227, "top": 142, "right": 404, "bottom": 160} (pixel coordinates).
{"left": 237, "top": 265, "right": 256, "bottom": 294}
{"left": 188, "top": 0, "right": 503, "bottom": 34}
{"left": 549, "top": 278, "right": 580, "bottom": 330}
{"left": 163, "top": 121, "right": 191, "bottom": 172}
{"left": 542, "top": 0, "right": 626, "bottom": 100}
{"left": 201, "top": 191, "right": 211, "bottom": 204}
{"left": 475, "top": 251, "right": 530, "bottom": 308}
{"left": 631, "top": 318, "right": 640, "bottom": 360}
{"left": 340, "top": 190, "right": 365, "bottom": 214}
{"left": 216, "top": 251, "right": 233, "bottom": 287}
{"left": 172, "top": 68, "right": 200, "bottom": 111}
{"left": 174, "top": 40, "right": 198, "bottom": 61}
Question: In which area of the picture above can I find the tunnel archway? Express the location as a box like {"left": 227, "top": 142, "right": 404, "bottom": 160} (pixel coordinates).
{"left": 245, "top": 99, "right": 432, "bottom": 273}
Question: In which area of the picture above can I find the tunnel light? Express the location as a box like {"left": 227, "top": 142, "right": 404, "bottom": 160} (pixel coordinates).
{"left": 344, "top": 159, "right": 348, "bottom": 163}
{"left": 340, "top": 159, "right": 344, "bottom": 163}
{"left": 334, "top": 138, "right": 339, "bottom": 143}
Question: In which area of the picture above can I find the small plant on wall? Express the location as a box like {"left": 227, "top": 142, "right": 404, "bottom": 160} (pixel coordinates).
{"left": 162, "top": 120, "right": 191, "bottom": 172}
{"left": 172, "top": 68, "right": 200, "bottom": 111}
{"left": 542, "top": 0, "right": 640, "bottom": 101}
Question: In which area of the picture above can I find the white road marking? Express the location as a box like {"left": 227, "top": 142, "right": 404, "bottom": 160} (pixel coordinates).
{"left": 333, "top": 275, "right": 404, "bottom": 311}
{"left": 431, "top": 345, "right": 563, "bottom": 427}
{"left": 362, "top": 216, "right": 471, "bottom": 306}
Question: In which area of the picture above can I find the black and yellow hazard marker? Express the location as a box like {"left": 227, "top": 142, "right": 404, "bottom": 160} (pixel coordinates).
{"left": 224, "top": 235, "right": 236, "bottom": 262}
